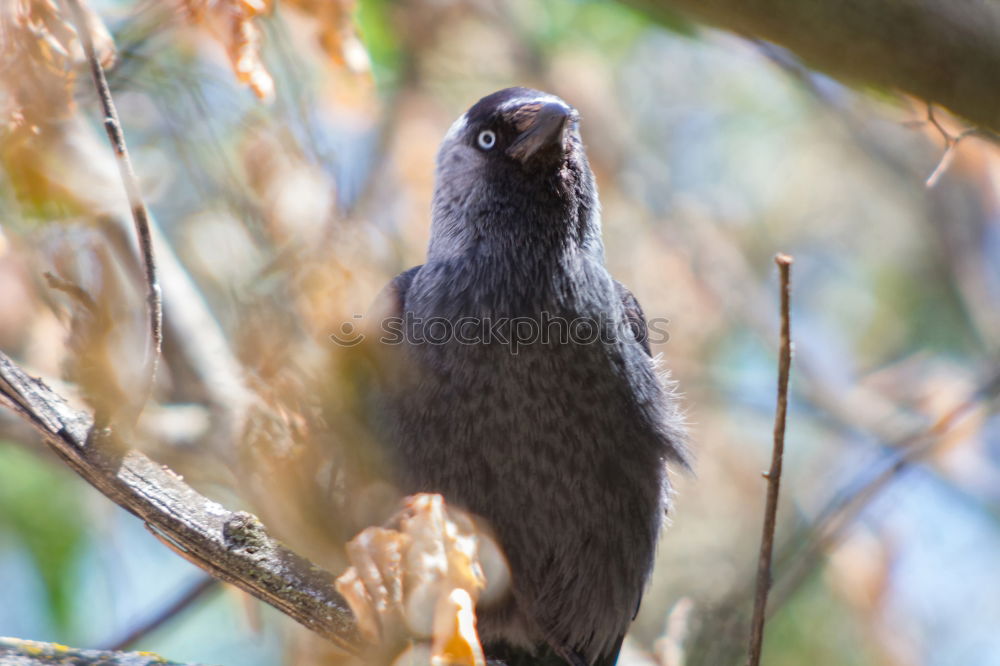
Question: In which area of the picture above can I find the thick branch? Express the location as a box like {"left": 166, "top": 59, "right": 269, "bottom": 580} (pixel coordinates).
{"left": 0, "top": 351, "right": 359, "bottom": 652}
{"left": 0, "top": 637, "right": 196, "bottom": 666}
{"left": 622, "top": 0, "right": 1000, "bottom": 133}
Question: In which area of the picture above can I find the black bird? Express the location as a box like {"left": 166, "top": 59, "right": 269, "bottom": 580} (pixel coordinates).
{"left": 371, "top": 87, "right": 687, "bottom": 666}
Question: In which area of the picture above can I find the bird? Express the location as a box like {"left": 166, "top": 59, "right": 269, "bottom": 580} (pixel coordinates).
{"left": 368, "top": 87, "right": 687, "bottom": 666}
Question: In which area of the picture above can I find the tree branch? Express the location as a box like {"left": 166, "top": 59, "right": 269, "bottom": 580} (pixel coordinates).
{"left": 621, "top": 0, "right": 1000, "bottom": 134}
{"left": 65, "top": 0, "right": 163, "bottom": 408}
{"left": 0, "top": 351, "right": 360, "bottom": 652}
{"left": 768, "top": 367, "right": 1000, "bottom": 613}
{"left": 676, "top": 216, "right": 1000, "bottom": 664}
{"left": 0, "top": 637, "right": 197, "bottom": 666}
{"left": 745, "top": 253, "right": 793, "bottom": 666}
{"left": 103, "top": 213, "right": 254, "bottom": 451}
{"left": 102, "top": 575, "right": 219, "bottom": 651}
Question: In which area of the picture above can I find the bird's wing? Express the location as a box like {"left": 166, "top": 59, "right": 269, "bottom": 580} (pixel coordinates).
{"left": 340, "top": 264, "right": 423, "bottom": 495}
{"left": 614, "top": 280, "right": 651, "bottom": 356}
{"left": 371, "top": 265, "right": 423, "bottom": 324}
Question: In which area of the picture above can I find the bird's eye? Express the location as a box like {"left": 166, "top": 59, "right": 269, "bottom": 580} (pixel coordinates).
{"left": 477, "top": 130, "right": 497, "bottom": 150}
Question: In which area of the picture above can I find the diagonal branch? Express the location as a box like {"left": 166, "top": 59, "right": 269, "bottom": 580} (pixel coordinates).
{"left": 621, "top": 0, "right": 1000, "bottom": 134}
{"left": 922, "top": 105, "right": 983, "bottom": 188}
{"left": 65, "top": 0, "right": 162, "bottom": 408}
{"left": 102, "top": 575, "right": 219, "bottom": 651}
{"left": 767, "top": 367, "right": 1000, "bottom": 613}
{"left": 0, "top": 638, "right": 197, "bottom": 666}
{"left": 677, "top": 218, "right": 999, "bottom": 664}
{"left": 0, "top": 350, "right": 360, "bottom": 652}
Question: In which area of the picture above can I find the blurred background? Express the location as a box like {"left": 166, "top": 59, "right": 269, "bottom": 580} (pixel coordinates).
{"left": 1, "top": 1, "right": 999, "bottom": 665}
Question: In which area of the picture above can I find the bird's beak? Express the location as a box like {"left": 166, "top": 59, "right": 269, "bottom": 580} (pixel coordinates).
{"left": 506, "top": 101, "right": 574, "bottom": 165}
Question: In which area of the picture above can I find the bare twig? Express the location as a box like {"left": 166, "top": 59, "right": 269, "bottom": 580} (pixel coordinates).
{"left": 0, "top": 350, "right": 360, "bottom": 651}
{"left": 103, "top": 214, "right": 254, "bottom": 452}
{"left": 620, "top": 0, "right": 1000, "bottom": 134}
{"left": 103, "top": 575, "right": 219, "bottom": 651}
{"left": 746, "top": 253, "right": 793, "bottom": 666}
{"left": 44, "top": 271, "right": 101, "bottom": 313}
{"left": 687, "top": 370, "right": 1000, "bottom": 665}
{"left": 923, "top": 105, "right": 982, "bottom": 188}
{"left": 65, "top": 0, "right": 162, "bottom": 409}
{"left": 677, "top": 219, "right": 999, "bottom": 664}
{"left": 757, "top": 48, "right": 1000, "bottom": 354}
{"left": 768, "top": 367, "right": 1000, "bottom": 612}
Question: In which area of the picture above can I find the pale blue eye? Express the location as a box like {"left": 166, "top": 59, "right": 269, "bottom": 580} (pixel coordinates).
{"left": 477, "top": 130, "right": 496, "bottom": 150}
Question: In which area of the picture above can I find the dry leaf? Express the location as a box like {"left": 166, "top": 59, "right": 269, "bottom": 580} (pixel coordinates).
{"left": 179, "top": 0, "right": 274, "bottom": 99}
{"left": 284, "top": 0, "right": 369, "bottom": 73}
{"left": 431, "top": 589, "right": 485, "bottom": 666}
{"left": 0, "top": 0, "right": 115, "bottom": 129}
{"left": 336, "top": 493, "right": 499, "bottom": 666}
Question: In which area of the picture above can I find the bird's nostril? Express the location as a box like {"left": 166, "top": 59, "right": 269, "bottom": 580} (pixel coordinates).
{"left": 531, "top": 102, "right": 572, "bottom": 130}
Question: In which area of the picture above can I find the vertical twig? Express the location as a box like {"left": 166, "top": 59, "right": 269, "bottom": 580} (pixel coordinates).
{"left": 746, "top": 253, "right": 794, "bottom": 666}
{"left": 64, "top": 0, "right": 163, "bottom": 407}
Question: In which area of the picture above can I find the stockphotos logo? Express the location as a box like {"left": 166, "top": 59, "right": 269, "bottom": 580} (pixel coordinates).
{"left": 330, "top": 312, "right": 670, "bottom": 354}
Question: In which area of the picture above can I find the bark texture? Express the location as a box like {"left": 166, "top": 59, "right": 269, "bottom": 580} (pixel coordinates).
{"left": 0, "top": 638, "right": 196, "bottom": 665}
{"left": 0, "top": 352, "right": 359, "bottom": 652}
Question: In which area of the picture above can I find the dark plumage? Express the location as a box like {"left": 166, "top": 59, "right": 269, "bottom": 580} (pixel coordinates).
{"left": 372, "top": 87, "right": 687, "bottom": 665}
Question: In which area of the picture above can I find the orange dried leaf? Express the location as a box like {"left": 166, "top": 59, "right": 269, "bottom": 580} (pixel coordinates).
{"left": 431, "top": 589, "right": 486, "bottom": 666}
{"left": 0, "top": 0, "right": 116, "bottom": 127}
{"left": 335, "top": 567, "right": 381, "bottom": 643}
{"left": 178, "top": 0, "right": 275, "bottom": 100}
{"left": 284, "top": 0, "right": 370, "bottom": 73}
{"left": 337, "top": 494, "right": 493, "bottom": 662}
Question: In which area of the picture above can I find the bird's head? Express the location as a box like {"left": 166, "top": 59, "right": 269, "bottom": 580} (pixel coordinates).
{"left": 427, "top": 87, "right": 602, "bottom": 262}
